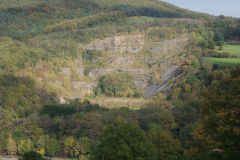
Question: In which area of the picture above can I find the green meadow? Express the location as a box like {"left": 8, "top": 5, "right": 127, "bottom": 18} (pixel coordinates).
{"left": 209, "top": 43, "right": 240, "bottom": 66}
{"left": 221, "top": 44, "right": 240, "bottom": 56}
{"left": 209, "top": 57, "right": 240, "bottom": 66}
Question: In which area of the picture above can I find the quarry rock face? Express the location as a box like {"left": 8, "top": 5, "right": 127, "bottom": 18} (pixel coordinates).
{"left": 39, "top": 33, "right": 189, "bottom": 100}
{"left": 84, "top": 34, "right": 145, "bottom": 53}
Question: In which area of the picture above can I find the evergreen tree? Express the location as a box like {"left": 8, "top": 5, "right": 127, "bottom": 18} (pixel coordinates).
{"left": 214, "top": 32, "right": 224, "bottom": 50}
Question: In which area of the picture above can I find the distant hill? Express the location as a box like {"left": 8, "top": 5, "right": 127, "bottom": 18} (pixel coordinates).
{"left": 0, "top": 0, "right": 214, "bottom": 105}
{"left": 0, "top": 0, "right": 211, "bottom": 39}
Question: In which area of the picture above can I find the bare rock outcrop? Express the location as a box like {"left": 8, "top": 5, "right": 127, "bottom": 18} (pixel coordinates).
{"left": 84, "top": 34, "right": 145, "bottom": 53}
{"left": 143, "top": 65, "right": 183, "bottom": 98}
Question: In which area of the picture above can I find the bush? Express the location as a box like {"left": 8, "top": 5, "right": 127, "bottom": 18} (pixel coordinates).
{"left": 82, "top": 50, "right": 101, "bottom": 63}
{"left": 95, "top": 72, "right": 142, "bottom": 97}
{"left": 220, "top": 52, "right": 230, "bottom": 58}
{"left": 202, "top": 50, "right": 231, "bottom": 58}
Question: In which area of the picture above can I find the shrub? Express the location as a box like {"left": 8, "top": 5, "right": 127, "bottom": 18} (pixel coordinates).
{"left": 82, "top": 50, "right": 101, "bottom": 63}
{"left": 203, "top": 50, "right": 231, "bottom": 58}
{"left": 95, "top": 72, "right": 142, "bottom": 97}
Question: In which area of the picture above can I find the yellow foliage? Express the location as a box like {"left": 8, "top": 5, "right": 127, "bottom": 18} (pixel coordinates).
{"left": 37, "top": 148, "right": 45, "bottom": 156}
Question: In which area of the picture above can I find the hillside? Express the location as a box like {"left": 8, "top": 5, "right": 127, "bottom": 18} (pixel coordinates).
{"left": 0, "top": 0, "right": 210, "bottom": 107}
{"left": 0, "top": 0, "right": 240, "bottom": 160}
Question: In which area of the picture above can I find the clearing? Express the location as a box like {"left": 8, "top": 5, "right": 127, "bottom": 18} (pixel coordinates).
{"left": 209, "top": 57, "right": 240, "bottom": 66}
{"left": 221, "top": 44, "right": 240, "bottom": 56}
{"left": 209, "top": 42, "right": 240, "bottom": 66}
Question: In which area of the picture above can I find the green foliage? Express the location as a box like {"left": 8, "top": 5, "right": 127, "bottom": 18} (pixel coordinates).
{"left": 95, "top": 72, "right": 142, "bottom": 97}
{"left": 147, "top": 124, "right": 183, "bottom": 160}
{"left": 208, "top": 57, "right": 240, "bottom": 66}
{"left": 0, "top": 0, "right": 207, "bottom": 41}
{"left": 0, "top": 0, "right": 239, "bottom": 159}
{"left": 62, "top": 136, "right": 91, "bottom": 158}
{"left": 1, "top": 66, "right": 238, "bottom": 159}
{"left": 17, "top": 139, "right": 32, "bottom": 155}
{"left": 22, "top": 151, "right": 46, "bottom": 160}
{"left": 34, "top": 136, "right": 47, "bottom": 155}
{"left": 92, "top": 123, "right": 155, "bottom": 160}
{"left": 45, "top": 138, "right": 61, "bottom": 157}
{"left": 82, "top": 50, "right": 102, "bottom": 63}
{"left": 0, "top": 37, "right": 44, "bottom": 73}
{"left": 0, "top": 74, "right": 57, "bottom": 117}
{"left": 41, "top": 104, "right": 77, "bottom": 118}
{"left": 191, "top": 24, "right": 215, "bottom": 49}
{"left": 0, "top": 0, "right": 41, "bottom": 10}
{"left": 6, "top": 135, "right": 17, "bottom": 155}
{"left": 202, "top": 49, "right": 231, "bottom": 58}
{"left": 221, "top": 44, "right": 240, "bottom": 56}
{"left": 0, "top": 131, "right": 8, "bottom": 150}
{"left": 146, "top": 27, "right": 183, "bottom": 41}
{"left": 212, "top": 18, "right": 240, "bottom": 40}
{"left": 73, "top": 137, "right": 91, "bottom": 157}
{"left": 138, "top": 105, "right": 178, "bottom": 131}
{"left": 192, "top": 66, "right": 240, "bottom": 160}
{"left": 43, "top": 11, "right": 128, "bottom": 34}
{"left": 203, "top": 43, "right": 240, "bottom": 66}
{"left": 63, "top": 136, "right": 75, "bottom": 157}
{"left": 214, "top": 32, "right": 224, "bottom": 50}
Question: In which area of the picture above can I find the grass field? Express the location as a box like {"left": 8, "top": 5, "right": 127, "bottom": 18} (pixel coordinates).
{"left": 90, "top": 97, "right": 148, "bottom": 109}
{"left": 221, "top": 44, "right": 240, "bottom": 56}
{"left": 209, "top": 43, "right": 240, "bottom": 66}
{"left": 209, "top": 57, "right": 240, "bottom": 66}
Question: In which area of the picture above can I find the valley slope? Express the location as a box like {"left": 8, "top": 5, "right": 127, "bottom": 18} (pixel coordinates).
{"left": 0, "top": 0, "right": 209, "bottom": 107}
